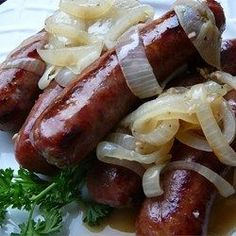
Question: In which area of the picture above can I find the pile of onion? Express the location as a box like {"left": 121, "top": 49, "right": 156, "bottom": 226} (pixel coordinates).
{"left": 37, "top": 0, "right": 154, "bottom": 89}
{"left": 97, "top": 81, "right": 236, "bottom": 198}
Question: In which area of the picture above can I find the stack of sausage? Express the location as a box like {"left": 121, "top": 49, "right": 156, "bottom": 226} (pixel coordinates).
{"left": 1, "top": 0, "right": 235, "bottom": 235}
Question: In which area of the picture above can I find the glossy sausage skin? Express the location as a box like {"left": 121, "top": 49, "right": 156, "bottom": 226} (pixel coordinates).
{"left": 0, "top": 31, "right": 47, "bottom": 131}
{"left": 135, "top": 40, "right": 236, "bottom": 236}
{"left": 136, "top": 144, "right": 229, "bottom": 236}
{"left": 31, "top": 0, "right": 225, "bottom": 168}
{"left": 15, "top": 81, "right": 63, "bottom": 174}
{"left": 87, "top": 161, "right": 143, "bottom": 208}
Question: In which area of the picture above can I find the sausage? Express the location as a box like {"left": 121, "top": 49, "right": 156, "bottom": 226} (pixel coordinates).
{"left": 135, "top": 143, "right": 230, "bottom": 236}
{"left": 86, "top": 39, "right": 236, "bottom": 212}
{"left": 135, "top": 40, "right": 236, "bottom": 236}
{"left": 15, "top": 81, "right": 63, "bottom": 174}
{"left": 30, "top": 0, "right": 225, "bottom": 168}
{"left": 87, "top": 161, "right": 143, "bottom": 208}
{"left": 0, "top": 31, "right": 47, "bottom": 131}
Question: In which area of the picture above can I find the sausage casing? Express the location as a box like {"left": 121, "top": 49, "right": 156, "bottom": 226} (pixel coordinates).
{"left": 0, "top": 31, "right": 47, "bottom": 131}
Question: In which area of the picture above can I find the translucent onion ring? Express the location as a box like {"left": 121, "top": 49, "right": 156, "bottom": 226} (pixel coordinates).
{"left": 116, "top": 26, "right": 162, "bottom": 99}
{"left": 174, "top": 0, "right": 221, "bottom": 68}
{"left": 132, "top": 119, "right": 179, "bottom": 147}
{"left": 142, "top": 164, "right": 166, "bottom": 198}
{"left": 195, "top": 86, "right": 236, "bottom": 166}
{"left": 167, "top": 161, "right": 235, "bottom": 197}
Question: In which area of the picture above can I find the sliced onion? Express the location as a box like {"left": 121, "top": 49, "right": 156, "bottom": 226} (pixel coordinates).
{"left": 195, "top": 87, "right": 236, "bottom": 166}
{"left": 106, "top": 5, "right": 154, "bottom": 49}
{"left": 97, "top": 141, "right": 167, "bottom": 165}
{"left": 59, "top": 0, "right": 114, "bottom": 20}
{"left": 116, "top": 26, "right": 161, "bottom": 99}
{"left": 107, "top": 133, "right": 136, "bottom": 150}
{"left": 45, "top": 11, "right": 90, "bottom": 45}
{"left": 136, "top": 140, "right": 174, "bottom": 163}
{"left": 142, "top": 165, "right": 166, "bottom": 197}
{"left": 47, "top": 35, "right": 70, "bottom": 49}
{"left": 100, "top": 157, "right": 145, "bottom": 177}
{"left": 87, "top": 0, "right": 152, "bottom": 49}
{"left": 167, "top": 161, "right": 235, "bottom": 197}
{"left": 176, "top": 130, "right": 212, "bottom": 152}
{"left": 210, "top": 71, "right": 236, "bottom": 90}
{"left": 132, "top": 120, "right": 179, "bottom": 147}
{"left": 38, "top": 66, "right": 59, "bottom": 90}
{"left": 127, "top": 101, "right": 192, "bottom": 131}
{"left": 121, "top": 94, "right": 190, "bottom": 127}
{"left": 174, "top": 0, "right": 221, "bottom": 68}
{"left": 221, "top": 100, "right": 236, "bottom": 144}
{"left": 1, "top": 57, "right": 45, "bottom": 76}
{"left": 55, "top": 68, "right": 77, "bottom": 87}
{"left": 67, "top": 45, "right": 103, "bottom": 74}
{"left": 38, "top": 43, "right": 102, "bottom": 68}
{"left": 45, "top": 10, "right": 86, "bottom": 31}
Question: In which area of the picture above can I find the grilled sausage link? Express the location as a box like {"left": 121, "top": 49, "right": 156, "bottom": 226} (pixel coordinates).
{"left": 135, "top": 145, "right": 228, "bottom": 236}
{"left": 0, "top": 31, "right": 47, "bottom": 131}
{"left": 15, "top": 81, "right": 63, "bottom": 174}
{"left": 87, "top": 161, "right": 143, "bottom": 208}
{"left": 30, "top": 0, "right": 225, "bottom": 168}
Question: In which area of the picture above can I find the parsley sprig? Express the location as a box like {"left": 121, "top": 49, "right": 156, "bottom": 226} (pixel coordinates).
{"left": 0, "top": 161, "right": 112, "bottom": 235}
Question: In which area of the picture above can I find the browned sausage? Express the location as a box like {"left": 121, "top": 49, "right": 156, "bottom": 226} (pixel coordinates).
{"left": 0, "top": 31, "right": 47, "bottom": 131}
{"left": 14, "top": 81, "right": 63, "bottom": 174}
{"left": 135, "top": 143, "right": 230, "bottom": 236}
{"left": 30, "top": 0, "right": 225, "bottom": 168}
{"left": 87, "top": 161, "right": 143, "bottom": 208}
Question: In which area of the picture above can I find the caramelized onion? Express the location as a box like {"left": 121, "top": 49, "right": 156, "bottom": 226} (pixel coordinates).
{"left": 107, "top": 133, "right": 136, "bottom": 150}
{"left": 38, "top": 66, "right": 59, "bottom": 90}
{"left": 176, "top": 130, "right": 212, "bottom": 152}
{"left": 97, "top": 80, "right": 236, "bottom": 198}
{"left": 55, "top": 68, "right": 77, "bottom": 87}
{"left": 174, "top": 0, "right": 221, "bottom": 68}
{"left": 142, "top": 165, "right": 166, "bottom": 197}
{"left": 209, "top": 71, "right": 236, "bottom": 90}
{"left": 195, "top": 86, "right": 236, "bottom": 166}
{"left": 59, "top": 0, "right": 114, "bottom": 20}
{"left": 45, "top": 11, "right": 90, "bottom": 45}
{"left": 221, "top": 100, "right": 236, "bottom": 145}
{"left": 38, "top": 43, "right": 102, "bottom": 77}
{"left": 106, "top": 5, "right": 154, "bottom": 49}
{"left": 97, "top": 142, "right": 160, "bottom": 164}
{"left": 133, "top": 120, "right": 179, "bottom": 147}
{"left": 116, "top": 27, "right": 162, "bottom": 99}
{"left": 167, "top": 161, "right": 235, "bottom": 197}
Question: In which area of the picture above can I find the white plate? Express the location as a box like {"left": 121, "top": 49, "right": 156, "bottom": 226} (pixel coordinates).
{"left": 0, "top": 0, "right": 235, "bottom": 235}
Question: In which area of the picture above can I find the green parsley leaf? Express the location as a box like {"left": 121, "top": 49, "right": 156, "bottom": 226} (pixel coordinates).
{"left": 82, "top": 202, "right": 112, "bottom": 226}
{"left": 0, "top": 159, "right": 113, "bottom": 235}
{"left": 11, "top": 208, "right": 62, "bottom": 236}
{"left": 0, "top": 168, "right": 14, "bottom": 225}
